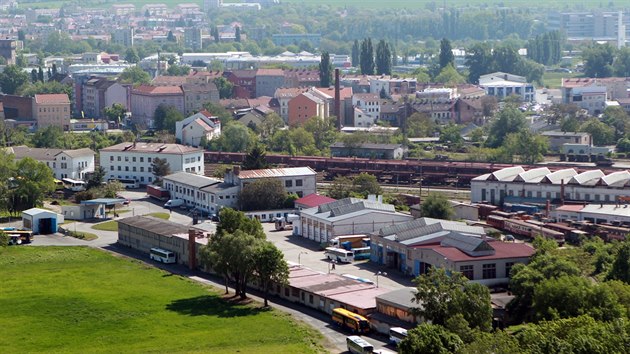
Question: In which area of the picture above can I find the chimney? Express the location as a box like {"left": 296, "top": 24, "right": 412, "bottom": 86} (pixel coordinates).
{"left": 188, "top": 229, "right": 198, "bottom": 270}
{"left": 560, "top": 179, "right": 565, "bottom": 205}
{"left": 334, "top": 68, "right": 341, "bottom": 130}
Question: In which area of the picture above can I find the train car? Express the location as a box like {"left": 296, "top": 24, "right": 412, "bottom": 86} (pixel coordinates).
{"left": 504, "top": 219, "right": 564, "bottom": 244}
{"left": 486, "top": 215, "right": 506, "bottom": 230}
{"left": 596, "top": 224, "right": 630, "bottom": 242}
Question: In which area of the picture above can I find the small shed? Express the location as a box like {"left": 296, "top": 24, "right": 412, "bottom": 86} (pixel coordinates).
{"left": 22, "top": 208, "right": 63, "bottom": 234}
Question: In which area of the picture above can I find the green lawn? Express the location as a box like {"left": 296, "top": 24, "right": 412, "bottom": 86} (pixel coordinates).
{"left": 0, "top": 247, "right": 325, "bottom": 354}
{"left": 92, "top": 212, "right": 170, "bottom": 232}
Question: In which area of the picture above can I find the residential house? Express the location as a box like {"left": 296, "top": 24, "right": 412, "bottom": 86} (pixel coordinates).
{"left": 283, "top": 69, "right": 320, "bottom": 88}
{"left": 175, "top": 110, "right": 221, "bottom": 147}
{"left": 182, "top": 82, "right": 220, "bottom": 115}
{"left": 352, "top": 93, "right": 380, "bottom": 127}
{"left": 410, "top": 99, "right": 456, "bottom": 125}
{"left": 561, "top": 78, "right": 608, "bottom": 115}
{"left": 256, "top": 68, "right": 285, "bottom": 97}
{"left": 111, "top": 4, "right": 135, "bottom": 16}
{"left": 130, "top": 85, "right": 184, "bottom": 127}
{"left": 288, "top": 91, "right": 328, "bottom": 126}
{"left": 455, "top": 97, "right": 485, "bottom": 125}
{"left": 33, "top": 94, "right": 71, "bottom": 131}
{"left": 8, "top": 145, "right": 95, "bottom": 180}
{"left": 379, "top": 101, "right": 406, "bottom": 127}
{"left": 99, "top": 142, "right": 203, "bottom": 185}
{"left": 82, "top": 77, "right": 129, "bottom": 119}
{"left": 225, "top": 70, "right": 256, "bottom": 98}
{"left": 275, "top": 87, "right": 308, "bottom": 122}
{"left": 313, "top": 86, "right": 354, "bottom": 126}
{"left": 540, "top": 131, "right": 592, "bottom": 152}
{"left": 0, "top": 94, "right": 33, "bottom": 119}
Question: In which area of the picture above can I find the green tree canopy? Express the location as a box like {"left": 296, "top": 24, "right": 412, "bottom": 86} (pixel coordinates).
{"left": 253, "top": 241, "right": 289, "bottom": 306}
{"left": 119, "top": 66, "right": 151, "bottom": 85}
{"left": 242, "top": 144, "right": 269, "bottom": 170}
{"left": 582, "top": 43, "right": 616, "bottom": 78}
{"left": 352, "top": 173, "right": 382, "bottom": 198}
{"left": 399, "top": 323, "right": 463, "bottom": 354}
{"left": 153, "top": 104, "right": 184, "bottom": 134}
{"left": 9, "top": 157, "right": 55, "bottom": 213}
{"left": 239, "top": 178, "right": 288, "bottom": 211}
{"left": 213, "top": 77, "right": 234, "bottom": 99}
{"left": 485, "top": 105, "right": 528, "bottom": 148}
{"left": 438, "top": 38, "right": 454, "bottom": 69}
{"left": 580, "top": 118, "right": 615, "bottom": 146}
{"left": 608, "top": 242, "right": 630, "bottom": 284}
{"left": 151, "top": 157, "right": 171, "bottom": 186}
{"left": 0, "top": 65, "right": 30, "bottom": 94}
{"left": 420, "top": 193, "right": 454, "bottom": 220}
{"left": 319, "top": 51, "right": 332, "bottom": 87}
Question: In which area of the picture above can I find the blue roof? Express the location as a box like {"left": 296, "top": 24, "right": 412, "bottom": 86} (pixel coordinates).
{"left": 81, "top": 198, "right": 126, "bottom": 206}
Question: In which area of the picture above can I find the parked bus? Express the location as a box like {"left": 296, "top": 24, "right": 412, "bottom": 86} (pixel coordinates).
{"left": 332, "top": 308, "right": 370, "bottom": 334}
{"left": 149, "top": 248, "right": 176, "bottom": 263}
{"left": 62, "top": 178, "right": 86, "bottom": 192}
{"left": 108, "top": 178, "right": 139, "bottom": 189}
{"left": 346, "top": 336, "right": 374, "bottom": 354}
{"left": 324, "top": 247, "right": 354, "bottom": 263}
{"left": 353, "top": 247, "right": 371, "bottom": 261}
{"left": 389, "top": 327, "right": 408, "bottom": 345}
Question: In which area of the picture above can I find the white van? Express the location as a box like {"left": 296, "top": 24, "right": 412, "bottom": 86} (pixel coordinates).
{"left": 164, "top": 199, "right": 184, "bottom": 209}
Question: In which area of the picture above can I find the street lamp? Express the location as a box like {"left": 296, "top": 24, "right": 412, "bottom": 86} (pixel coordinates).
{"left": 298, "top": 251, "right": 307, "bottom": 267}
{"left": 375, "top": 271, "right": 387, "bottom": 288}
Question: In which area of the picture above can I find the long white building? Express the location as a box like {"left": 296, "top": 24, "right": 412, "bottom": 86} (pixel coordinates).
{"left": 100, "top": 142, "right": 203, "bottom": 186}
{"left": 471, "top": 166, "right": 630, "bottom": 206}
{"left": 8, "top": 146, "right": 95, "bottom": 180}
{"left": 162, "top": 172, "right": 238, "bottom": 214}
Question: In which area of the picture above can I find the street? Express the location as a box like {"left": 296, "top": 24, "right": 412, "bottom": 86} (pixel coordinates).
{"left": 5, "top": 189, "right": 404, "bottom": 353}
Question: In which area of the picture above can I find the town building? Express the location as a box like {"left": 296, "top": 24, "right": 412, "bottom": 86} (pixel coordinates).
{"left": 298, "top": 196, "right": 414, "bottom": 244}
{"left": 162, "top": 172, "right": 223, "bottom": 212}
{"left": 294, "top": 193, "right": 336, "bottom": 210}
{"left": 548, "top": 11, "right": 628, "bottom": 46}
{"left": 553, "top": 203, "right": 630, "bottom": 224}
{"left": 371, "top": 287, "right": 419, "bottom": 333}
{"left": 33, "top": 94, "right": 71, "bottom": 131}
{"left": 255, "top": 68, "right": 285, "bottom": 97}
{"left": 130, "top": 85, "right": 184, "bottom": 127}
{"left": 471, "top": 166, "right": 630, "bottom": 206}
{"left": 479, "top": 72, "right": 535, "bottom": 102}
{"left": 7, "top": 145, "right": 95, "bottom": 180}
{"left": 141, "top": 4, "right": 168, "bottom": 16}
{"left": 274, "top": 87, "right": 308, "bottom": 122}
{"left": 225, "top": 70, "right": 257, "bottom": 98}
{"left": 288, "top": 91, "right": 328, "bottom": 126}
{"left": 184, "top": 28, "right": 203, "bottom": 51}
{"left": 182, "top": 82, "right": 220, "bottom": 115}
{"left": 111, "top": 4, "right": 135, "bottom": 16}
{"left": 224, "top": 165, "right": 317, "bottom": 198}
{"left": 112, "top": 27, "right": 134, "bottom": 47}
{"left": 0, "top": 38, "right": 17, "bottom": 65}
{"left": 99, "top": 142, "right": 203, "bottom": 185}
{"left": 540, "top": 131, "right": 592, "bottom": 152}
{"left": 175, "top": 110, "right": 221, "bottom": 147}
{"left": 370, "top": 218, "right": 535, "bottom": 286}
{"left": 330, "top": 142, "right": 405, "bottom": 159}
{"left": 561, "top": 78, "right": 608, "bottom": 115}
{"left": 82, "top": 77, "right": 129, "bottom": 119}
{"left": 0, "top": 94, "right": 33, "bottom": 119}
{"left": 352, "top": 93, "right": 380, "bottom": 127}
{"left": 561, "top": 143, "right": 614, "bottom": 162}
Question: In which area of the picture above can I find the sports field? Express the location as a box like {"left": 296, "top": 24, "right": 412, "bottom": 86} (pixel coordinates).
{"left": 0, "top": 247, "right": 325, "bottom": 354}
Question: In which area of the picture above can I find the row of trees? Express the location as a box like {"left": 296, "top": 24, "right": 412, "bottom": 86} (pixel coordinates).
{"left": 582, "top": 43, "right": 630, "bottom": 78}
{"left": 199, "top": 208, "right": 288, "bottom": 306}
{"left": 525, "top": 30, "right": 565, "bottom": 66}
{"left": 354, "top": 38, "right": 394, "bottom": 75}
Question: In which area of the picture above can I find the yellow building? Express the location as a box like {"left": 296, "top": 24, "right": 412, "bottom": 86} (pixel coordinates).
{"left": 33, "top": 94, "right": 71, "bottom": 131}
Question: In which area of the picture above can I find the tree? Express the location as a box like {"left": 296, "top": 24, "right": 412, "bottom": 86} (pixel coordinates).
{"left": 460, "top": 330, "right": 521, "bottom": 354}
{"left": 319, "top": 51, "right": 332, "bottom": 87}
{"left": 438, "top": 38, "right": 454, "bottom": 69}
{"left": 502, "top": 130, "right": 549, "bottom": 165}
{"left": 360, "top": 38, "right": 375, "bottom": 75}
{"left": 8, "top": 157, "right": 55, "bottom": 213}
{"left": 17, "top": 81, "right": 73, "bottom": 99}
{"left": 167, "top": 30, "right": 176, "bottom": 42}
{"left": 420, "top": 193, "right": 454, "bottom": 219}
{"left": 614, "top": 46, "right": 630, "bottom": 77}
{"left": 86, "top": 166, "right": 106, "bottom": 189}
{"left": 210, "top": 122, "right": 253, "bottom": 152}
{"left": 0, "top": 65, "right": 30, "bottom": 94}
{"left": 304, "top": 116, "right": 338, "bottom": 152}
{"left": 405, "top": 112, "right": 436, "bottom": 138}
{"left": 434, "top": 64, "right": 465, "bottom": 86}
{"left": 215, "top": 207, "right": 265, "bottom": 239}
{"left": 235, "top": 26, "right": 241, "bottom": 42}
{"left": 124, "top": 48, "right": 140, "bottom": 64}
{"left": 328, "top": 176, "right": 352, "bottom": 199}
{"left": 239, "top": 178, "right": 287, "bottom": 211}
{"left": 492, "top": 44, "right": 521, "bottom": 73}
{"left": 411, "top": 268, "right": 492, "bottom": 331}
{"left": 351, "top": 39, "right": 360, "bottom": 67}
{"left": 30, "top": 68, "right": 37, "bottom": 84}
{"left": 375, "top": 39, "right": 392, "bottom": 75}
{"left": 466, "top": 42, "right": 493, "bottom": 84}
{"left": 352, "top": 173, "right": 382, "bottom": 198}
{"left": 213, "top": 77, "right": 234, "bottom": 99}
{"left": 399, "top": 323, "right": 463, "bottom": 354}
{"left": 253, "top": 241, "right": 289, "bottom": 306}
{"left": 258, "top": 113, "right": 284, "bottom": 142}
{"left": 582, "top": 43, "right": 615, "bottom": 78}
{"left": 439, "top": 123, "right": 463, "bottom": 146}
{"left": 580, "top": 118, "right": 615, "bottom": 145}
{"left": 602, "top": 106, "right": 630, "bottom": 140}
{"left": 608, "top": 242, "right": 630, "bottom": 284}
{"left": 166, "top": 64, "right": 191, "bottom": 76}
{"left": 485, "top": 105, "right": 528, "bottom": 148}
{"left": 37, "top": 66, "right": 44, "bottom": 82}
{"left": 153, "top": 104, "right": 184, "bottom": 134}
{"left": 31, "top": 126, "right": 64, "bottom": 148}
{"left": 104, "top": 103, "right": 127, "bottom": 122}
{"left": 119, "top": 66, "right": 151, "bottom": 85}
{"left": 203, "top": 102, "right": 233, "bottom": 125}
{"left": 151, "top": 157, "right": 171, "bottom": 186}
{"left": 242, "top": 144, "right": 269, "bottom": 170}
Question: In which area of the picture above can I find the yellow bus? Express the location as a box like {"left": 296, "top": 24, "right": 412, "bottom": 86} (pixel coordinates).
{"left": 332, "top": 308, "right": 370, "bottom": 334}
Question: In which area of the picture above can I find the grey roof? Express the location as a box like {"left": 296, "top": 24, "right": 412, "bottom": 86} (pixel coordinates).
{"left": 376, "top": 287, "right": 418, "bottom": 311}
{"left": 541, "top": 131, "right": 590, "bottom": 138}
{"left": 317, "top": 198, "right": 361, "bottom": 214}
{"left": 61, "top": 148, "right": 95, "bottom": 158}
{"left": 328, "top": 200, "right": 395, "bottom": 217}
{"left": 163, "top": 172, "right": 220, "bottom": 189}
{"left": 200, "top": 182, "right": 240, "bottom": 193}
{"left": 379, "top": 218, "right": 485, "bottom": 243}
{"left": 441, "top": 234, "right": 494, "bottom": 256}
{"left": 330, "top": 142, "right": 403, "bottom": 150}
{"left": 9, "top": 146, "right": 62, "bottom": 161}
{"left": 118, "top": 216, "right": 190, "bottom": 237}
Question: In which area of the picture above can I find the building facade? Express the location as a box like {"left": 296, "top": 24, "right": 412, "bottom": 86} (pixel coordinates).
{"left": 130, "top": 85, "right": 184, "bottom": 127}
{"left": 33, "top": 94, "right": 71, "bottom": 131}
{"left": 175, "top": 110, "right": 221, "bottom": 147}
{"left": 8, "top": 146, "right": 95, "bottom": 180}
{"left": 99, "top": 142, "right": 203, "bottom": 185}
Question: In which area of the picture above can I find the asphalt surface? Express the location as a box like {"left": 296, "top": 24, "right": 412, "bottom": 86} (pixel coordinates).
{"left": 6, "top": 190, "right": 402, "bottom": 353}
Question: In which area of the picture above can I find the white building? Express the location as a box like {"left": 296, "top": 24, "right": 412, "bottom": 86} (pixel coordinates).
{"left": 554, "top": 203, "right": 630, "bottom": 224}
{"left": 471, "top": 166, "right": 630, "bottom": 206}
{"left": 175, "top": 110, "right": 221, "bottom": 147}
{"left": 352, "top": 93, "right": 380, "bottom": 127}
{"left": 561, "top": 78, "right": 608, "bottom": 115}
{"left": 479, "top": 72, "right": 535, "bottom": 102}
{"left": 162, "top": 172, "right": 233, "bottom": 214}
{"left": 224, "top": 166, "right": 317, "bottom": 198}
{"left": 99, "top": 142, "right": 203, "bottom": 186}
{"left": 7, "top": 146, "right": 95, "bottom": 180}
{"left": 298, "top": 196, "right": 414, "bottom": 243}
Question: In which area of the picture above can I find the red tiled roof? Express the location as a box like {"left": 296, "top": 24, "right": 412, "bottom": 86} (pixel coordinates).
{"left": 315, "top": 87, "right": 353, "bottom": 100}
{"left": 133, "top": 85, "right": 183, "bottom": 95}
{"left": 34, "top": 94, "right": 70, "bottom": 105}
{"left": 295, "top": 193, "right": 336, "bottom": 208}
{"left": 256, "top": 68, "right": 284, "bottom": 76}
{"left": 417, "top": 241, "right": 535, "bottom": 262}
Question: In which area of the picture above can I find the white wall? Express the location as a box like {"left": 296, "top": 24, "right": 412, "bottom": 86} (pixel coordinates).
{"left": 100, "top": 151, "right": 203, "bottom": 185}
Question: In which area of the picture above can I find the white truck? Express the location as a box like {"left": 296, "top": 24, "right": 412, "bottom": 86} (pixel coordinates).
{"left": 274, "top": 214, "right": 300, "bottom": 231}
{"left": 163, "top": 199, "right": 184, "bottom": 209}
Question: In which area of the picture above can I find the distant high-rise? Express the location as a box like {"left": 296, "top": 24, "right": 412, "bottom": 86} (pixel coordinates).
{"left": 184, "top": 28, "right": 203, "bottom": 51}
{"left": 203, "top": 0, "right": 222, "bottom": 12}
{"left": 112, "top": 28, "right": 134, "bottom": 48}
{"left": 549, "top": 10, "right": 630, "bottom": 45}
{"left": 0, "top": 38, "right": 17, "bottom": 65}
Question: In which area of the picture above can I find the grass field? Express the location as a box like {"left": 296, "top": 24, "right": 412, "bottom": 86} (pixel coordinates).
{"left": 92, "top": 212, "right": 170, "bottom": 232}
{"left": 0, "top": 247, "right": 325, "bottom": 354}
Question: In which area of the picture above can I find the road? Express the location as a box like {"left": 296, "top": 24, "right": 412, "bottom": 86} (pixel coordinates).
{"left": 7, "top": 190, "right": 400, "bottom": 353}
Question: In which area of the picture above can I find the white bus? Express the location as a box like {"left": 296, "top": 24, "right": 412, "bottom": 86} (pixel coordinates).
{"left": 324, "top": 247, "right": 354, "bottom": 263}
{"left": 149, "top": 248, "right": 176, "bottom": 264}
{"left": 62, "top": 178, "right": 86, "bottom": 192}
{"left": 346, "top": 336, "right": 374, "bottom": 354}
{"left": 108, "top": 178, "right": 139, "bottom": 189}
{"left": 389, "top": 327, "right": 408, "bottom": 345}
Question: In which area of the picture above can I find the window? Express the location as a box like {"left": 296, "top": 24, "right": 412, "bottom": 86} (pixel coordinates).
{"left": 140, "top": 167, "right": 144, "bottom": 172}
{"left": 117, "top": 166, "right": 121, "bottom": 171}
{"left": 285, "top": 180, "right": 293, "bottom": 188}
{"left": 459, "top": 265, "right": 474, "bottom": 280}
{"left": 148, "top": 177, "right": 152, "bottom": 182}
{"left": 309, "top": 294, "right": 313, "bottom": 304}
{"left": 117, "top": 156, "right": 121, "bottom": 161}
{"left": 296, "top": 179, "right": 303, "bottom": 187}
{"left": 132, "top": 157, "right": 136, "bottom": 162}
{"left": 140, "top": 157, "right": 144, "bottom": 162}
{"left": 148, "top": 157, "right": 152, "bottom": 163}
{"left": 505, "top": 262, "right": 515, "bottom": 277}
{"left": 482, "top": 264, "right": 496, "bottom": 279}
{"left": 110, "top": 156, "right": 114, "bottom": 161}
{"left": 110, "top": 166, "right": 114, "bottom": 171}
{"left": 125, "top": 166, "right": 129, "bottom": 171}
{"left": 132, "top": 167, "right": 136, "bottom": 172}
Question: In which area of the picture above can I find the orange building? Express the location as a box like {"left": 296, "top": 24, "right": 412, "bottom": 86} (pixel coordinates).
{"left": 33, "top": 94, "right": 71, "bottom": 131}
